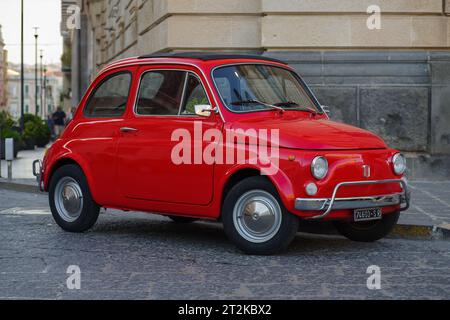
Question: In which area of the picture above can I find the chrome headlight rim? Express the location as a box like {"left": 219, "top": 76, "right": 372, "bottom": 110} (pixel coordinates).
{"left": 311, "top": 156, "right": 328, "bottom": 180}
{"left": 392, "top": 153, "right": 406, "bottom": 175}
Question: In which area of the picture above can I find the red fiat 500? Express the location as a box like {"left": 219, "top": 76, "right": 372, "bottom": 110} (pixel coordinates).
{"left": 33, "top": 53, "right": 409, "bottom": 254}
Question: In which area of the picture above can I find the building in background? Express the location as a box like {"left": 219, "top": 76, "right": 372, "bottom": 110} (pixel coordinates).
{"left": 7, "top": 64, "right": 62, "bottom": 119}
{"left": 0, "top": 24, "right": 8, "bottom": 111}
{"left": 44, "top": 68, "right": 64, "bottom": 118}
{"left": 60, "top": 0, "right": 78, "bottom": 111}
{"left": 64, "top": 0, "right": 450, "bottom": 179}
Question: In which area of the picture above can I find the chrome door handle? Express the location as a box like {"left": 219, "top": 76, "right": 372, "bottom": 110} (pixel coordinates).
{"left": 120, "top": 127, "right": 138, "bottom": 133}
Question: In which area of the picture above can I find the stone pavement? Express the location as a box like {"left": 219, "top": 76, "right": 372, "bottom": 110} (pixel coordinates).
{"left": 400, "top": 181, "right": 450, "bottom": 228}
{"left": 1, "top": 188, "right": 450, "bottom": 299}
{"left": 1, "top": 147, "right": 450, "bottom": 233}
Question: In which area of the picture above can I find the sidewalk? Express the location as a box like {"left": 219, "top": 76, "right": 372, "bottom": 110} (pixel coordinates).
{"left": 1, "top": 148, "right": 449, "bottom": 239}
{"left": 0, "top": 147, "right": 46, "bottom": 181}
{"left": 401, "top": 181, "right": 450, "bottom": 227}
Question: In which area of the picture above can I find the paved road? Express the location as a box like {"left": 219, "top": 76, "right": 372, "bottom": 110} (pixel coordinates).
{"left": 1, "top": 189, "right": 450, "bottom": 299}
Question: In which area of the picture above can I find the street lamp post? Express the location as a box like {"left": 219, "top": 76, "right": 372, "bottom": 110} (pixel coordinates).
{"left": 40, "top": 50, "right": 43, "bottom": 118}
{"left": 33, "top": 27, "right": 39, "bottom": 116}
{"left": 20, "top": 0, "right": 24, "bottom": 132}
{"left": 43, "top": 66, "right": 47, "bottom": 118}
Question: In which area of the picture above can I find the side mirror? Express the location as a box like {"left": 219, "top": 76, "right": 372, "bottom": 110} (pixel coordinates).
{"left": 321, "top": 105, "right": 331, "bottom": 117}
{"left": 194, "top": 104, "right": 213, "bottom": 117}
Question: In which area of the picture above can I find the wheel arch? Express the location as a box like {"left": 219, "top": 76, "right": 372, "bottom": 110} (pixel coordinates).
{"left": 45, "top": 155, "right": 98, "bottom": 203}
{"left": 219, "top": 165, "right": 296, "bottom": 219}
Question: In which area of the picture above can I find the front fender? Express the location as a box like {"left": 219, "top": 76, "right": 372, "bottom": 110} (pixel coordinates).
{"left": 218, "top": 160, "right": 297, "bottom": 214}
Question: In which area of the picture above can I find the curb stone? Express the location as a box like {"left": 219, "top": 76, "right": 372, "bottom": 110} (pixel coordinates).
{"left": 0, "top": 180, "right": 41, "bottom": 194}
{"left": 391, "top": 224, "right": 450, "bottom": 240}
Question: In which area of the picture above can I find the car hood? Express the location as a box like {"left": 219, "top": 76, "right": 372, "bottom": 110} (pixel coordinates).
{"left": 229, "top": 116, "right": 387, "bottom": 150}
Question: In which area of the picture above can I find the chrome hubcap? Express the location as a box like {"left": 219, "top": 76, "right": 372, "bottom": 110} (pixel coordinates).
{"left": 233, "top": 190, "right": 282, "bottom": 243}
{"left": 55, "top": 177, "right": 83, "bottom": 222}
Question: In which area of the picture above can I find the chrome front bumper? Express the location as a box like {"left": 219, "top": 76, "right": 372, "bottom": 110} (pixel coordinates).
{"left": 32, "top": 159, "right": 44, "bottom": 191}
{"left": 295, "top": 179, "right": 410, "bottom": 220}
{"left": 32, "top": 160, "right": 42, "bottom": 181}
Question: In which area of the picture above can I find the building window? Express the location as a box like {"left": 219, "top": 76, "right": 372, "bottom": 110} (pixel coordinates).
{"left": 25, "top": 105, "right": 29, "bottom": 113}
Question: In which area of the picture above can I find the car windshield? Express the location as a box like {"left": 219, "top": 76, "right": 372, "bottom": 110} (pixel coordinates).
{"left": 213, "top": 64, "right": 320, "bottom": 113}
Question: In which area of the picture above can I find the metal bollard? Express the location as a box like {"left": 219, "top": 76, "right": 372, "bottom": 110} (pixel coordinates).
{"left": 5, "top": 138, "right": 14, "bottom": 180}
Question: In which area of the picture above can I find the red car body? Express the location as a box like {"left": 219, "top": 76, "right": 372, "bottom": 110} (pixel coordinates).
{"left": 35, "top": 53, "right": 409, "bottom": 253}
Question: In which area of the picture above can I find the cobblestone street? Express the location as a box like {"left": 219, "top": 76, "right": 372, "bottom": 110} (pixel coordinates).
{"left": 401, "top": 181, "right": 450, "bottom": 227}
{"left": 1, "top": 187, "right": 450, "bottom": 299}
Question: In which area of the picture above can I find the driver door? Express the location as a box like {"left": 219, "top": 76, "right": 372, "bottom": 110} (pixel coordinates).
{"left": 116, "top": 66, "right": 220, "bottom": 205}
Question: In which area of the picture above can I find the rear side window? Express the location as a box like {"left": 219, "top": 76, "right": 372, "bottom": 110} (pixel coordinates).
{"left": 136, "top": 70, "right": 186, "bottom": 115}
{"left": 84, "top": 72, "right": 131, "bottom": 117}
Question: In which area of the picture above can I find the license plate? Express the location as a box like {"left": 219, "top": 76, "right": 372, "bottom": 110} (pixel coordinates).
{"left": 353, "top": 208, "right": 382, "bottom": 222}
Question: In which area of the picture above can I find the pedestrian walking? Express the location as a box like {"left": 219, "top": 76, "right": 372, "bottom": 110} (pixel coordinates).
{"left": 52, "top": 107, "right": 66, "bottom": 138}
{"left": 46, "top": 115, "right": 55, "bottom": 140}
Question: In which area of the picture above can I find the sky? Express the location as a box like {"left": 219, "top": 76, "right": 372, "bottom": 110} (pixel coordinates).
{"left": 0, "top": 0, "right": 62, "bottom": 65}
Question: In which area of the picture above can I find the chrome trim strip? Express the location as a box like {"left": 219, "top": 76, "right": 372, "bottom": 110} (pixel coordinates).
{"left": 178, "top": 72, "right": 190, "bottom": 115}
{"left": 296, "top": 193, "right": 404, "bottom": 211}
{"left": 296, "top": 179, "right": 410, "bottom": 220}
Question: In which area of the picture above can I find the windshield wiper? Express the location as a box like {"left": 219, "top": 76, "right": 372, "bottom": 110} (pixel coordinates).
{"left": 231, "top": 99, "right": 285, "bottom": 113}
{"left": 273, "top": 101, "right": 317, "bottom": 115}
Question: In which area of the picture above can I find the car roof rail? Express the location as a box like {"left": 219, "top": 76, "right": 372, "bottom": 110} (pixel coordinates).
{"left": 137, "top": 52, "right": 286, "bottom": 64}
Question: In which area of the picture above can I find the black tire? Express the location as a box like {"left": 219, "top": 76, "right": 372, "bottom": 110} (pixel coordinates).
{"left": 333, "top": 211, "right": 400, "bottom": 242}
{"left": 222, "top": 176, "right": 299, "bottom": 255}
{"left": 167, "top": 215, "right": 198, "bottom": 224}
{"left": 49, "top": 164, "right": 100, "bottom": 232}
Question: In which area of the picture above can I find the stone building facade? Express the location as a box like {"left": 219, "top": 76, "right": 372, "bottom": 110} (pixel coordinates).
{"left": 66, "top": 0, "right": 450, "bottom": 179}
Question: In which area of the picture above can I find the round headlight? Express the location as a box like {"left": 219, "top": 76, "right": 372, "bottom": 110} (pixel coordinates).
{"left": 311, "top": 156, "right": 328, "bottom": 180}
{"left": 392, "top": 153, "right": 406, "bottom": 175}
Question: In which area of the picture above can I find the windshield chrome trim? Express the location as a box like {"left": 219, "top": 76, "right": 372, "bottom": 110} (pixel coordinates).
{"left": 210, "top": 62, "right": 324, "bottom": 115}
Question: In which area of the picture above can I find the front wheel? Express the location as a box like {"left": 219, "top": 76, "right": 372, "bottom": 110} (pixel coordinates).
{"left": 333, "top": 211, "right": 400, "bottom": 242}
{"left": 49, "top": 164, "right": 100, "bottom": 232}
{"left": 222, "top": 176, "right": 299, "bottom": 255}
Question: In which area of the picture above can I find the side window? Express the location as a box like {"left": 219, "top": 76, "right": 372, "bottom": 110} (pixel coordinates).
{"left": 180, "top": 74, "right": 209, "bottom": 115}
{"left": 84, "top": 72, "right": 131, "bottom": 117}
{"left": 136, "top": 70, "right": 186, "bottom": 115}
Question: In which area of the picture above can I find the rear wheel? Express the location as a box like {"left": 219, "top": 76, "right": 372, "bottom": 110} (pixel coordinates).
{"left": 167, "top": 215, "right": 197, "bottom": 224}
{"left": 49, "top": 164, "right": 100, "bottom": 232}
{"left": 333, "top": 211, "right": 400, "bottom": 242}
{"left": 222, "top": 176, "right": 299, "bottom": 255}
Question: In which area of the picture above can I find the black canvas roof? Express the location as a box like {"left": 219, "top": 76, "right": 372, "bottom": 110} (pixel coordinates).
{"left": 137, "top": 52, "right": 285, "bottom": 64}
